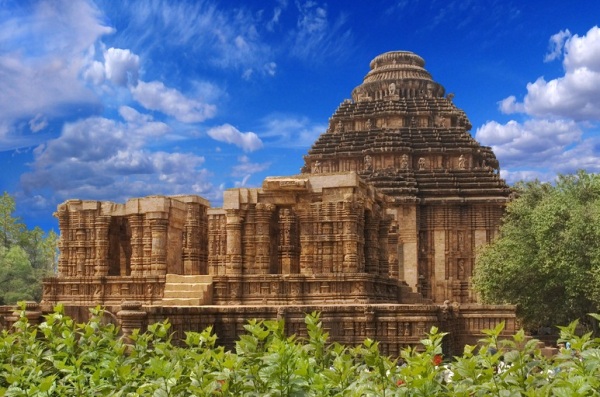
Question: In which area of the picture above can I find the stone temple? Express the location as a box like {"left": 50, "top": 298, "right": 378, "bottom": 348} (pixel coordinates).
{"left": 36, "top": 51, "right": 515, "bottom": 355}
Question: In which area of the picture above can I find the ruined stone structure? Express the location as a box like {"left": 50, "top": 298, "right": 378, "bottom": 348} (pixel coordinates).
{"left": 302, "top": 51, "right": 510, "bottom": 303}
{"left": 38, "top": 51, "right": 516, "bottom": 354}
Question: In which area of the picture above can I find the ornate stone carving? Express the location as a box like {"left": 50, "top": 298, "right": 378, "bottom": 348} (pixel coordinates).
{"left": 41, "top": 51, "right": 516, "bottom": 355}
{"left": 364, "top": 155, "right": 373, "bottom": 171}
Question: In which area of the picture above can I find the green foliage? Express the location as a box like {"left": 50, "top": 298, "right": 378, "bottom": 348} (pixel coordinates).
{"left": 0, "top": 192, "right": 57, "bottom": 304}
{"left": 4, "top": 309, "right": 600, "bottom": 396}
{"left": 473, "top": 171, "right": 600, "bottom": 330}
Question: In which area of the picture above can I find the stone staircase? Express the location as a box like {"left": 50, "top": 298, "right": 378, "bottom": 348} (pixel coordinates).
{"left": 399, "top": 284, "right": 432, "bottom": 304}
{"left": 161, "top": 274, "right": 213, "bottom": 306}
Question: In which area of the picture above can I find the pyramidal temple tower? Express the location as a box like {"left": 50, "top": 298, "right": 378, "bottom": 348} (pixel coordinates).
{"left": 302, "top": 51, "right": 510, "bottom": 303}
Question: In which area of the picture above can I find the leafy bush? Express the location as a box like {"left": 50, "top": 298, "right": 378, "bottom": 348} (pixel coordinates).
{"left": 1, "top": 305, "right": 600, "bottom": 396}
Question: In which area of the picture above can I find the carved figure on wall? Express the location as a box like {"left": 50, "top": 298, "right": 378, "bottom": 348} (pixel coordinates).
{"left": 458, "top": 231, "right": 464, "bottom": 250}
{"left": 335, "top": 120, "right": 344, "bottom": 133}
{"left": 389, "top": 82, "right": 396, "bottom": 95}
{"left": 365, "top": 119, "right": 372, "bottom": 130}
{"left": 313, "top": 161, "right": 321, "bottom": 173}
{"left": 418, "top": 157, "right": 426, "bottom": 170}
{"left": 364, "top": 155, "right": 373, "bottom": 171}
{"left": 458, "top": 155, "right": 466, "bottom": 170}
{"left": 457, "top": 259, "right": 465, "bottom": 279}
{"left": 400, "top": 154, "right": 409, "bottom": 170}
{"left": 410, "top": 117, "right": 417, "bottom": 128}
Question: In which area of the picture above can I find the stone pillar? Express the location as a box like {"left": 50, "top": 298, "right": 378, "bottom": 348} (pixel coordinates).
{"left": 54, "top": 204, "right": 70, "bottom": 276}
{"left": 378, "top": 216, "right": 391, "bottom": 276}
{"left": 255, "top": 203, "right": 274, "bottom": 274}
{"left": 341, "top": 202, "right": 359, "bottom": 273}
{"left": 198, "top": 206, "right": 208, "bottom": 274}
{"left": 299, "top": 212, "right": 315, "bottom": 275}
{"left": 148, "top": 213, "right": 169, "bottom": 275}
{"left": 433, "top": 230, "right": 446, "bottom": 302}
{"left": 183, "top": 203, "right": 201, "bottom": 275}
{"left": 129, "top": 214, "right": 144, "bottom": 276}
{"left": 208, "top": 213, "right": 226, "bottom": 275}
{"left": 397, "top": 203, "right": 419, "bottom": 291}
{"left": 117, "top": 301, "right": 147, "bottom": 344}
{"left": 142, "top": 217, "right": 152, "bottom": 276}
{"left": 83, "top": 210, "right": 97, "bottom": 276}
{"left": 279, "top": 208, "right": 299, "bottom": 274}
{"left": 364, "top": 211, "right": 380, "bottom": 274}
{"left": 225, "top": 210, "right": 243, "bottom": 275}
{"left": 94, "top": 215, "right": 110, "bottom": 276}
{"left": 75, "top": 227, "right": 87, "bottom": 276}
{"left": 242, "top": 207, "right": 256, "bottom": 274}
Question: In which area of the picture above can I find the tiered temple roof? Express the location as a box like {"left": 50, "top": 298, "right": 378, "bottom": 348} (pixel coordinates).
{"left": 302, "top": 51, "right": 510, "bottom": 204}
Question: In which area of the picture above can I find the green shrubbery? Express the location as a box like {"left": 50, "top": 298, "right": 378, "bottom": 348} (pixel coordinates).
{"left": 474, "top": 171, "right": 600, "bottom": 330}
{"left": 1, "top": 306, "right": 600, "bottom": 396}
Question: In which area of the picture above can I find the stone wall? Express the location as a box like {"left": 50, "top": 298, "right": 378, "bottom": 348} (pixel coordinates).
{"left": 1, "top": 302, "right": 517, "bottom": 358}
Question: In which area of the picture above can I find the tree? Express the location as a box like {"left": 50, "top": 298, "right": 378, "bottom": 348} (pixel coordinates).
{"left": 0, "top": 191, "right": 57, "bottom": 304}
{"left": 473, "top": 171, "right": 600, "bottom": 330}
{"left": 0, "top": 191, "right": 25, "bottom": 249}
{"left": 0, "top": 245, "right": 38, "bottom": 304}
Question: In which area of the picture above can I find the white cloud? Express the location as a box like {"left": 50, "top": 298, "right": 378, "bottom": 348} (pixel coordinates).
{"left": 28, "top": 114, "right": 48, "bottom": 133}
{"left": 563, "top": 26, "right": 600, "bottom": 72}
{"left": 484, "top": 25, "right": 600, "bottom": 185}
{"left": 500, "top": 169, "right": 553, "bottom": 185}
{"left": 118, "top": 106, "right": 170, "bottom": 140}
{"left": 104, "top": 48, "right": 140, "bottom": 86}
{"left": 83, "top": 60, "right": 105, "bottom": 85}
{"left": 476, "top": 119, "right": 582, "bottom": 168}
{"left": 263, "top": 62, "right": 277, "bottom": 76}
{"left": 544, "top": 29, "right": 571, "bottom": 62}
{"left": 0, "top": 0, "right": 113, "bottom": 148}
{"left": 21, "top": 115, "right": 214, "bottom": 206}
{"left": 499, "top": 26, "right": 600, "bottom": 121}
{"left": 131, "top": 80, "right": 217, "bottom": 123}
{"left": 498, "top": 95, "right": 524, "bottom": 114}
{"left": 260, "top": 113, "right": 326, "bottom": 147}
{"left": 266, "top": 0, "right": 288, "bottom": 31}
{"left": 114, "top": 1, "right": 276, "bottom": 76}
{"left": 206, "top": 124, "right": 263, "bottom": 152}
{"left": 231, "top": 155, "right": 271, "bottom": 177}
{"left": 289, "top": 0, "right": 353, "bottom": 62}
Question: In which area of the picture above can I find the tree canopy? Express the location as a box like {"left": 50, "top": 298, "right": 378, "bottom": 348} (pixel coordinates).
{"left": 0, "top": 192, "right": 57, "bottom": 304}
{"left": 473, "top": 171, "right": 600, "bottom": 330}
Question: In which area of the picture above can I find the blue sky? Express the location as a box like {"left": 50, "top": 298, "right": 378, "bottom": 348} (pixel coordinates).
{"left": 1, "top": 0, "right": 599, "bottom": 232}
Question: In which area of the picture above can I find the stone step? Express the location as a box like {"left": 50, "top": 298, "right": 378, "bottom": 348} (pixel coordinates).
{"left": 162, "top": 274, "right": 214, "bottom": 306}
{"left": 161, "top": 298, "right": 202, "bottom": 306}
{"left": 165, "top": 283, "right": 212, "bottom": 292}
{"left": 163, "top": 286, "right": 212, "bottom": 299}
{"left": 165, "top": 274, "right": 212, "bottom": 283}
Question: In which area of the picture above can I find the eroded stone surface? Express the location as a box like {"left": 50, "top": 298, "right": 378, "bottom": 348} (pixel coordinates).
{"left": 302, "top": 51, "right": 510, "bottom": 302}
{"left": 40, "top": 51, "right": 515, "bottom": 353}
